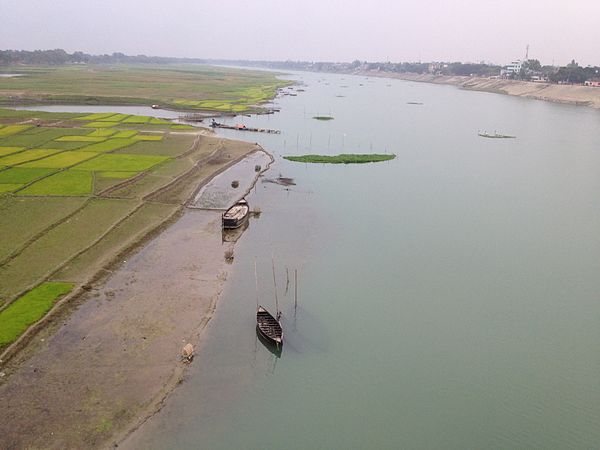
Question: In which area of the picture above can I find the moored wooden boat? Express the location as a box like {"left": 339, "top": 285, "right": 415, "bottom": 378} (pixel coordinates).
{"left": 256, "top": 306, "right": 282, "bottom": 348}
{"left": 222, "top": 199, "right": 249, "bottom": 229}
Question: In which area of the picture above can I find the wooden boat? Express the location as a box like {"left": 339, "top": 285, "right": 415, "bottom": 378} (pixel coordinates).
{"left": 256, "top": 306, "right": 282, "bottom": 348}
{"left": 222, "top": 199, "right": 249, "bottom": 229}
{"left": 478, "top": 131, "right": 516, "bottom": 139}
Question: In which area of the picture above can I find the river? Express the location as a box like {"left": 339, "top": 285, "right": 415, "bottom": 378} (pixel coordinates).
{"left": 22, "top": 70, "right": 600, "bottom": 449}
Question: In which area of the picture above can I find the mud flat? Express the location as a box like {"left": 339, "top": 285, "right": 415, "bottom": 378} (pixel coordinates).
{"left": 0, "top": 146, "right": 270, "bottom": 449}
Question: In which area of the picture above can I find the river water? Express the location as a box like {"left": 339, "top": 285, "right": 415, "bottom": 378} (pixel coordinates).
{"left": 21, "top": 70, "right": 600, "bottom": 448}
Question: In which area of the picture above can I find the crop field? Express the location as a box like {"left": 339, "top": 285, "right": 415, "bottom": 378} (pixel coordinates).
{"left": 0, "top": 125, "right": 33, "bottom": 137}
{"left": 0, "top": 167, "right": 55, "bottom": 184}
{"left": 0, "top": 63, "right": 278, "bottom": 349}
{"left": 21, "top": 151, "right": 99, "bottom": 169}
{"left": 0, "top": 147, "right": 24, "bottom": 157}
{"left": 87, "top": 129, "right": 117, "bottom": 137}
{"left": 77, "top": 138, "right": 137, "bottom": 153}
{"left": 0, "top": 149, "right": 61, "bottom": 166}
{"left": 0, "top": 282, "right": 73, "bottom": 347}
{"left": 0, "top": 64, "right": 290, "bottom": 112}
{"left": 76, "top": 153, "right": 168, "bottom": 171}
{"left": 18, "top": 170, "right": 93, "bottom": 196}
{"left": 55, "top": 135, "right": 106, "bottom": 142}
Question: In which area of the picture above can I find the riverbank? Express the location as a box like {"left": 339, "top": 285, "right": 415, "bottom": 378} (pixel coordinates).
{"left": 358, "top": 70, "right": 600, "bottom": 109}
{"left": 0, "top": 131, "right": 270, "bottom": 449}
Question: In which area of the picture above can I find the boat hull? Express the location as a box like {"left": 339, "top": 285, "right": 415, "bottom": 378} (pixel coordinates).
{"left": 222, "top": 199, "right": 249, "bottom": 229}
{"left": 256, "top": 306, "right": 283, "bottom": 349}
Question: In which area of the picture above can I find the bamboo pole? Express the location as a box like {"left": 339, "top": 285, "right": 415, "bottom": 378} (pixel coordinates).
{"left": 294, "top": 269, "right": 298, "bottom": 313}
{"left": 254, "top": 259, "right": 259, "bottom": 309}
{"left": 271, "top": 254, "right": 279, "bottom": 317}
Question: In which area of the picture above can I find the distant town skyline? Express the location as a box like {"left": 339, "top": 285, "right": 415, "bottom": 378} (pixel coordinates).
{"left": 1, "top": 0, "right": 599, "bottom": 67}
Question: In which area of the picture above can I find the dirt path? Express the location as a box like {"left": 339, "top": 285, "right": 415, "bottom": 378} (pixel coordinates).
{"left": 0, "top": 210, "right": 231, "bottom": 449}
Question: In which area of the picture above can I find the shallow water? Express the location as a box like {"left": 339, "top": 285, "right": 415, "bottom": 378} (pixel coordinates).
{"left": 37, "top": 70, "right": 600, "bottom": 449}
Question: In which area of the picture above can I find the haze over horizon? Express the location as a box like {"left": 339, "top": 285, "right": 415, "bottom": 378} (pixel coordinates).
{"left": 1, "top": 0, "right": 599, "bottom": 67}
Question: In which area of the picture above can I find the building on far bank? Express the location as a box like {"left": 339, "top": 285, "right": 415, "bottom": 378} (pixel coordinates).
{"left": 501, "top": 60, "right": 523, "bottom": 77}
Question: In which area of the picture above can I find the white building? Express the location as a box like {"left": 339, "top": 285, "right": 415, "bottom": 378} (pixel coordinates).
{"left": 502, "top": 60, "right": 523, "bottom": 77}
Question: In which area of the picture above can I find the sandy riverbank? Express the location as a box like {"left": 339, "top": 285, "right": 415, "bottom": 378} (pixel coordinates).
{"left": 359, "top": 70, "right": 600, "bottom": 109}
{"left": 0, "top": 136, "right": 271, "bottom": 449}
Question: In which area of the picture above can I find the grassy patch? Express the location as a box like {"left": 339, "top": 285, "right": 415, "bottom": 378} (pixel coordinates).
{"left": 132, "top": 135, "right": 163, "bottom": 141}
{"left": 0, "top": 167, "right": 56, "bottom": 184}
{"left": 0, "top": 196, "right": 87, "bottom": 261}
{"left": 0, "top": 183, "right": 22, "bottom": 193}
{"left": 18, "top": 170, "right": 93, "bottom": 196}
{"left": 78, "top": 138, "right": 137, "bottom": 153}
{"left": 122, "top": 115, "right": 150, "bottom": 124}
{"left": 149, "top": 118, "right": 171, "bottom": 124}
{"left": 0, "top": 146, "right": 25, "bottom": 157}
{"left": 83, "top": 121, "right": 118, "bottom": 128}
{"left": 99, "top": 171, "right": 139, "bottom": 179}
{"left": 0, "top": 65, "right": 289, "bottom": 112}
{"left": 115, "top": 134, "right": 194, "bottom": 157}
{"left": 0, "top": 125, "right": 33, "bottom": 138}
{"left": 41, "top": 140, "right": 88, "bottom": 150}
{"left": 284, "top": 154, "right": 396, "bottom": 164}
{"left": 76, "top": 154, "right": 168, "bottom": 172}
{"left": 0, "top": 149, "right": 61, "bottom": 166}
{"left": 0, "top": 282, "right": 73, "bottom": 347}
{"left": 55, "top": 135, "right": 106, "bottom": 142}
{"left": 74, "top": 113, "right": 116, "bottom": 121}
{"left": 21, "top": 151, "right": 99, "bottom": 169}
{"left": 111, "top": 130, "right": 138, "bottom": 138}
{"left": 313, "top": 116, "right": 334, "bottom": 120}
{"left": 97, "top": 113, "right": 129, "bottom": 122}
{"left": 170, "top": 124, "right": 196, "bottom": 130}
{"left": 87, "top": 129, "right": 117, "bottom": 137}
{"left": 0, "top": 198, "right": 137, "bottom": 300}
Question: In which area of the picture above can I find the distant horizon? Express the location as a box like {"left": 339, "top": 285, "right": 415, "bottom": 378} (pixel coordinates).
{"left": 1, "top": 48, "right": 597, "bottom": 69}
{"left": 1, "top": 0, "right": 599, "bottom": 67}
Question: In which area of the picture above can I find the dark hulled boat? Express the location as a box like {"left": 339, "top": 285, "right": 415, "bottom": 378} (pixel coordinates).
{"left": 222, "top": 199, "right": 249, "bottom": 229}
{"left": 256, "top": 306, "right": 283, "bottom": 348}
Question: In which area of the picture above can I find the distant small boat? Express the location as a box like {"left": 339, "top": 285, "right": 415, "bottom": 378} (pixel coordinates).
{"left": 478, "top": 131, "right": 516, "bottom": 139}
{"left": 256, "top": 306, "right": 283, "bottom": 348}
{"left": 222, "top": 198, "right": 249, "bottom": 229}
{"left": 151, "top": 104, "right": 160, "bottom": 109}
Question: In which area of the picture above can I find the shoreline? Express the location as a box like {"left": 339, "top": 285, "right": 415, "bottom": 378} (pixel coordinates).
{"left": 355, "top": 70, "right": 600, "bottom": 109}
{"left": 0, "top": 133, "right": 274, "bottom": 449}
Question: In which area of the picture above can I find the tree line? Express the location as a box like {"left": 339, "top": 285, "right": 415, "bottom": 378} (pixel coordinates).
{"left": 0, "top": 49, "right": 206, "bottom": 66}
{"left": 2, "top": 49, "right": 599, "bottom": 85}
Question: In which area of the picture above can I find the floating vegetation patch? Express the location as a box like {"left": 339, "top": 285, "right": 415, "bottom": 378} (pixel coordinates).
{"left": 284, "top": 154, "right": 396, "bottom": 164}
{"left": 313, "top": 116, "right": 334, "bottom": 121}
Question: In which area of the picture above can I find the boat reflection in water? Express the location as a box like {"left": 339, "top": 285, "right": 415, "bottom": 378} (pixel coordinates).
{"left": 222, "top": 219, "right": 249, "bottom": 243}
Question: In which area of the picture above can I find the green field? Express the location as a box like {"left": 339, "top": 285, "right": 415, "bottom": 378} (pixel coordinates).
{"left": 55, "top": 135, "right": 106, "bottom": 142}
{"left": 0, "top": 64, "right": 290, "bottom": 112}
{"left": 0, "top": 149, "right": 61, "bottom": 166}
{"left": 0, "top": 64, "right": 274, "bottom": 351}
{"left": 21, "top": 151, "right": 99, "bottom": 169}
{"left": 0, "top": 167, "right": 56, "bottom": 184}
{"left": 76, "top": 153, "right": 168, "bottom": 171}
{"left": 0, "top": 146, "right": 24, "bottom": 157}
{"left": 77, "top": 138, "right": 137, "bottom": 153}
{"left": 284, "top": 153, "right": 397, "bottom": 164}
{"left": 0, "top": 282, "right": 73, "bottom": 348}
{"left": 18, "top": 170, "right": 93, "bottom": 196}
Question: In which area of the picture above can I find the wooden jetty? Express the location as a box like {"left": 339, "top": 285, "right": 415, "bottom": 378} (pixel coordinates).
{"left": 211, "top": 120, "right": 280, "bottom": 134}
{"left": 180, "top": 113, "right": 205, "bottom": 122}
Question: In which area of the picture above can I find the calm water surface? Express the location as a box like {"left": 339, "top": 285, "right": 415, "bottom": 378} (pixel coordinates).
{"left": 93, "top": 72, "right": 600, "bottom": 449}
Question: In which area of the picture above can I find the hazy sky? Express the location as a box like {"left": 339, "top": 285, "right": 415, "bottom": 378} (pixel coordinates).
{"left": 1, "top": 0, "right": 598, "bottom": 66}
